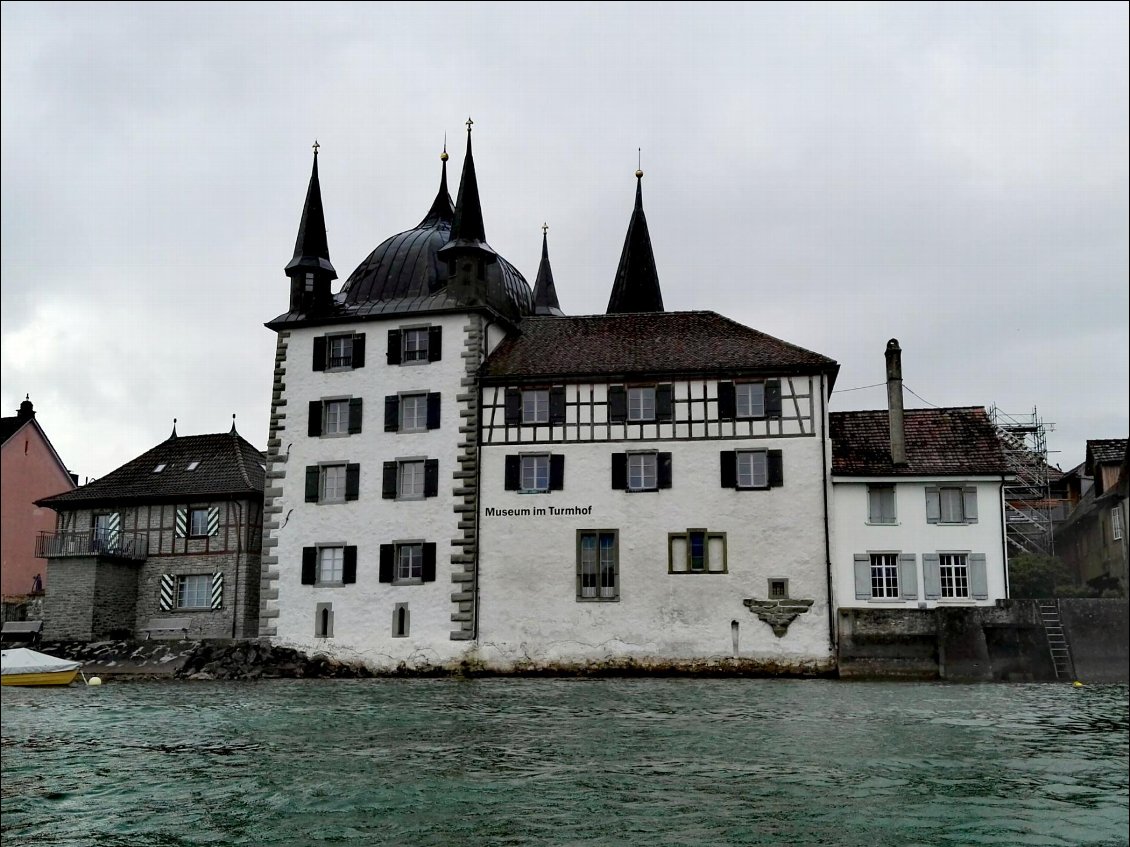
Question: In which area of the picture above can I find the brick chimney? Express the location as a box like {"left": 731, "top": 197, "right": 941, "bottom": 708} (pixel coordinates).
{"left": 885, "top": 340, "right": 907, "bottom": 466}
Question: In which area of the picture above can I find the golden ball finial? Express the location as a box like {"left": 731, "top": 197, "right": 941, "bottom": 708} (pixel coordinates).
{"left": 441, "top": 151, "right": 449, "bottom": 162}
{"left": 635, "top": 169, "right": 644, "bottom": 179}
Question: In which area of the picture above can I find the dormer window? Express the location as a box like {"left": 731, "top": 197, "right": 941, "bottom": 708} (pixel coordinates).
{"left": 186, "top": 461, "right": 200, "bottom": 471}
{"left": 153, "top": 464, "right": 166, "bottom": 473}
{"left": 304, "top": 272, "right": 315, "bottom": 292}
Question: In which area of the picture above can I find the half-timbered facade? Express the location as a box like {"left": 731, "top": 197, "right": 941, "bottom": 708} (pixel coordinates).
{"left": 35, "top": 426, "right": 264, "bottom": 640}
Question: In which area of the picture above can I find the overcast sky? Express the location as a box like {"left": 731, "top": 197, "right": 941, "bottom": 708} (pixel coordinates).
{"left": 2, "top": 1, "right": 1126, "bottom": 483}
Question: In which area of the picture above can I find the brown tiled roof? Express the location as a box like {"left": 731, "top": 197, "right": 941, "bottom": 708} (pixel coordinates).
{"left": 831, "top": 407, "right": 1009, "bottom": 476}
{"left": 1086, "top": 438, "right": 1127, "bottom": 467}
{"left": 482, "top": 311, "right": 838, "bottom": 383}
{"left": 37, "top": 431, "right": 265, "bottom": 509}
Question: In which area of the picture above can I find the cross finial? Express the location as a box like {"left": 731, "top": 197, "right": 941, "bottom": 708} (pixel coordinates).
{"left": 542, "top": 222, "right": 548, "bottom": 235}
{"left": 466, "top": 116, "right": 474, "bottom": 133}
{"left": 312, "top": 139, "right": 320, "bottom": 156}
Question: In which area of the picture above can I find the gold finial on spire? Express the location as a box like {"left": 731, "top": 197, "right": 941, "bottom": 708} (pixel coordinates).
{"left": 635, "top": 147, "right": 643, "bottom": 179}
{"left": 542, "top": 222, "right": 548, "bottom": 235}
{"left": 466, "top": 116, "right": 474, "bottom": 133}
{"left": 312, "top": 139, "right": 320, "bottom": 156}
{"left": 441, "top": 133, "right": 448, "bottom": 161}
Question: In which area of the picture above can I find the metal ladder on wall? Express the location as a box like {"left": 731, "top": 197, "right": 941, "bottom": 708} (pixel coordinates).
{"left": 1038, "top": 601, "right": 1076, "bottom": 681}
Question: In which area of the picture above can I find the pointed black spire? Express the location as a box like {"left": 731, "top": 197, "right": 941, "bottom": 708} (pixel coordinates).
{"left": 417, "top": 142, "right": 455, "bottom": 228}
{"left": 442, "top": 118, "right": 495, "bottom": 257}
{"left": 170, "top": 418, "right": 178, "bottom": 439}
{"left": 229, "top": 413, "right": 238, "bottom": 435}
{"left": 532, "top": 224, "right": 564, "bottom": 316}
{"left": 606, "top": 168, "right": 664, "bottom": 314}
{"left": 285, "top": 143, "right": 337, "bottom": 314}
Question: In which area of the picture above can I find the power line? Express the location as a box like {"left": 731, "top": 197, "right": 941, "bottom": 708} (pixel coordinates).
{"left": 834, "top": 381, "right": 886, "bottom": 393}
{"left": 904, "top": 384, "right": 941, "bottom": 408}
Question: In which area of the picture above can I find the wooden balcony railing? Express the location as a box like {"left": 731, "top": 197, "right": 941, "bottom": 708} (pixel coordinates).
{"left": 35, "top": 530, "right": 148, "bottom": 562}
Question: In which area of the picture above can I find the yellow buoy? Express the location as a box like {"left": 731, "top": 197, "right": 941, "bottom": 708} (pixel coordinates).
{"left": 87, "top": 676, "right": 103, "bottom": 686}
{"left": 1072, "top": 680, "right": 1084, "bottom": 688}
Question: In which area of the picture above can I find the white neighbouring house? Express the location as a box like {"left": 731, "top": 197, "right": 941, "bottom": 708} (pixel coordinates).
{"left": 260, "top": 130, "right": 841, "bottom": 671}
{"left": 829, "top": 341, "right": 1012, "bottom": 611}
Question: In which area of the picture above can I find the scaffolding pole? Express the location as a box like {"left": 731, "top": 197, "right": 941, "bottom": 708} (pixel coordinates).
{"left": 990, "top": 405, "right": 1055, "bottom": 558}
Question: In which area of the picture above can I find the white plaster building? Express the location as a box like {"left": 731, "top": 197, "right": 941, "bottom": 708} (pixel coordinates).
{"left": 260, "top": 131, "right": 840, "bottom": 671}
{"left": 829, "top": 341, "right": 1012, "bottom": 611}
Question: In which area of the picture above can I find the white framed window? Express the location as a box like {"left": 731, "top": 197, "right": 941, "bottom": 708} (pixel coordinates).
{"left": 327, "top": 334, "right": 354, "bottom": 369}
{"left": 321, "top": 465, "right": 347, "bottom": 504}
{"left": 736, "top": 451, "right": 768, "bottom": 489}
{"left": 939, "top": 553, "right": 969, "bottom": 598}
{"left": 403, "top": 328, "right": 430, "bottom": 363}
{"left": 1113, "top": 508, "right": 1124, "bottom": 541}
{"left": 868, "top": 485, "right": 897, "bottom": 524}
{"left": 398, "top": 460, "right": 426, "bottom": 500}
{"left": 870, "top": 553, "right": 900, "bottom": 598}
{"left": 189, "top": 507, "right": 209, "bottom": 538}
{"left": 628, "top": 386, "right": 656, "bottom": 421}
{"left": 628, "top": 453, "right": 657, "bottom": 491}
{"left": 176, "top": 574, "right": 212, "bottom": 609}
{"left": 319, "top": 546, "right": 344, "bottom": 584}
{"left": 578, "top": 530, "right": 618, "bottom": 600}
{"left": 400, "top": 393, "right": 428, "bottom": 431}
{"left": 521, "top": 454, "right": 550, "bottom": 492}
{"left": 522, "top": 390, "right": 549, "bottom": 424}
{"left": 736, "top": 383, "right": 765, "bottom": 418}
{"left": 397, "top": 543, "right": 424, "bottom": 581}
{"left": 324, "top": 400, "right": 350, "bottom": 435}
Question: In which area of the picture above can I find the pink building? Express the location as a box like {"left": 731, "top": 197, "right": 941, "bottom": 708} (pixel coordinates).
{"left": 1, "top": 397, "right": 75, "bottom": 598}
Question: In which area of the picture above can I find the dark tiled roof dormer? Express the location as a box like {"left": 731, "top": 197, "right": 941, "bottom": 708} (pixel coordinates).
{"left": 531, "top": 228, "right": 564, "bottom": 316}
{"left": 1086, "top": 438, "right": 1128, "bottom": 469}
{"left": 36, "top": 430, "right": 265, "bottom": 509}
{"left": 830, "top": 407, "right": 1009, "bottom": 476}
{"left": 606, "top": 171, "right": 663, "bottom": 314}
{"left": 483, "top": 311, "right": 838, "bottom": 383}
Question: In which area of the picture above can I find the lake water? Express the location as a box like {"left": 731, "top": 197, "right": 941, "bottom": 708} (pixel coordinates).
{"left": 2, "top": 679, "right": 1127, "bottom": 846}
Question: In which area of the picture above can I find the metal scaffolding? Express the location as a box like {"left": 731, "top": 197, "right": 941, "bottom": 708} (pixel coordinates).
{"left": 990, "top": 405, "right": 1056, "bottom": 557}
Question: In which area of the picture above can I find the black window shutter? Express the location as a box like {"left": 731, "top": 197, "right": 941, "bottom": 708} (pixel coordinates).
{"left": 550, "top": 454, "right": 565, "bottom": 490}
{"left": 422, "top": 543, "right": 437, "bottom": 583}
{"left": 504, "top": 455, "right": 521, "bottom": 490}
{"left": 765, "top": 379, "right": 782, "bottom": 417}
{"left": 768, "top": 450, "right": 784, "bottom": 487}
{"left": 386, "top": 329, "right": 402, "bottom": 365}
{"left": 656, "top": 384, "right": 673, "bottom": 421}
{"left": 352, "top": 334, "right": 366, "bottom": 368}
{"left": 505, "top": 389, "right": 521, "bottom": 425}
{"left": 308, "top": 401, "right": 322, "bottom": 437}
{"left": 611, "top": 453, "right": 627, "bottom": 490}
{"left": 301, "top": 547, "right": 317, "bottom": 584}
{"left": 717, "top": 382, "right": 736, "bottom": 420}
{"left": 549, "top": 387, "right": 566, "bottom": 423}
{"left": 384, "top": 396, "right": 399, "bottom": 432}
{"left": 345, "top": 463, "right": 360, "bottom": 501}
{"left": 305, "top": 466, "right": 320, "bottom": 502}
{"left": 424, "top": 459, "right": 439, "bottom": 497}
{"left": 720, "top": 451, "right": 737, "bottom": 488}
{"left": 342, "top": 546, "right": 357, "bottom": 584}
{"left": 348, "top": 398, "right": 363, "bottom": 434}
{"left": 608, "top": 386, "right": 627, "bottom": 422}
{"left": 382, "top": 462, "right": 398, "bottom": 499}
{"left": 312, "top": 337, "right": 327, "bottom": 372}
{"left": 428, "top": 326, "right": 443, "bottom": 362}
{"left": 426, "top": 393, "right": 441, "bottom": 429}
{"left": 378, "top": 545, "right": 394, "bottom": 583}
{"left": 658, "top": 452, "right": 673, "bottom": 489}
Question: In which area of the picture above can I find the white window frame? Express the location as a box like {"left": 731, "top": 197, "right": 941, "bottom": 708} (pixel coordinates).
{"left": 398, "top": 460, "right": 426, "bottom": 500}
{"left": 578, "top": 530, "right": 618, "bottom": 601}
{"left": 327, "top": 334, "right": 354, "bottom": 370}
{"left": 323, "top": 399, "right": 350, "bottom": 436}
{"left": 520, "top": 454, "right": 550, "bottom": 493}
{"left": 1113, "top": 508, "right": 1124, "bottom": 541}
{"left": 522, "top": 389, "right": 549, "bottom": 424}
{"left": 396, "top": 542, "right": 424, "bottom": 582}
{"left": 628, "top": 386, "right": 656, "bottom": 422}
{"left": 402, "top": 328, "right": 430, "bottom": 364}
{"left": 939, "top": 487, "right": 965, "bottom": 524}
{"left": 320, "top": 464, "right": 347, "bottom": 504}
{"left": 736, "top": 451, "right": 768, "bottom": 489}
{"left": 870, "top": 552, "right": 900, "bottom": 599}
{"left": 318, "top": 546, "right": 344, "bottom": 585}
{"left": 176, "top": 574, "right": 212, "bottom": 609}
{"left": 188, "top": 507, "right": 209, "bottom": 538}
{"left": 627, "top": 452, "right": 658, "bottom": 491}
{"left": 868, "top": 484, "right": 897, "bottom": 525}
{"left": 736, "top": 382, "right": 765, "bottom": 418}
{"left": 400, "top": 393, "right": 428, "bottom": 432}
{"left": 939, "top": 553, "right": 970, "bottom": 599}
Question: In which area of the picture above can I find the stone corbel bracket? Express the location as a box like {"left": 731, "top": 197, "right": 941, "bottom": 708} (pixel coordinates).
{"left": 744, "top": 598, "right": 814, "bottom": 638}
